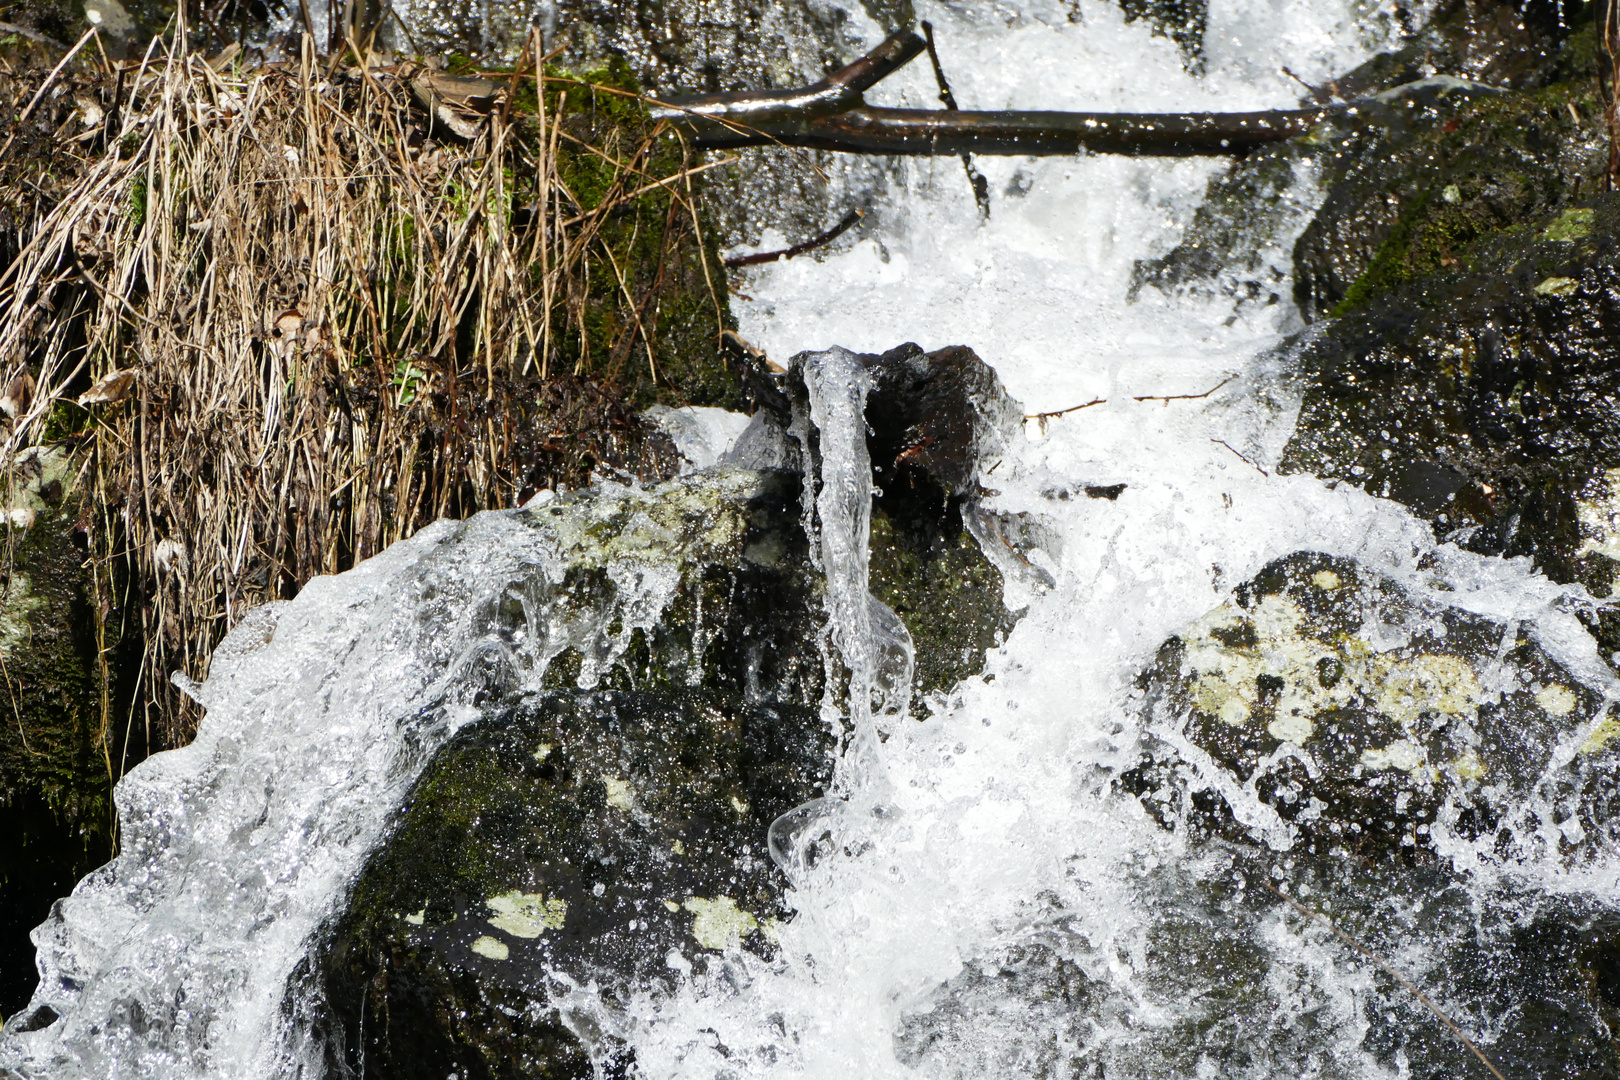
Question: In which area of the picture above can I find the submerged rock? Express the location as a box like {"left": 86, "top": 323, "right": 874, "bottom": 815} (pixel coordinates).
{"left": 1125, "top": 551, "right": 1618, "bottom": 861}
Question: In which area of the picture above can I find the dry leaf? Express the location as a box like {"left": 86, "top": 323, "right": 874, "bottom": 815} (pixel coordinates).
{"left": 0, "top": 372, "right": 36, "bottom": 419}
{"left": 78, "top": 369, "right": 137, "bottom": 406}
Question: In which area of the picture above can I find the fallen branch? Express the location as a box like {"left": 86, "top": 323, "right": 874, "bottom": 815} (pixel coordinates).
{"left": 1263, "top": 879, "right": 1507, "bottom": 1080}
{"left": 724, "top": 208, "right": 862, "bottom": 268}
{"left": 652, "top": 28, "right": 1345, "bottom": 157}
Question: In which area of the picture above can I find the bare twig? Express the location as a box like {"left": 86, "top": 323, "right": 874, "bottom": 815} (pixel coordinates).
{"left": 1263, "top": 879, "right": 1507, "bottom": 1080}
{"left": 922, "top": 20, "right": 990, "bottom": 217}
{"left": 1025, "top": 397, "right": 1106, "bottom": 421}
{"left": 724, "top": 208, "right": 863, "bottom": 268}
{"left": 1211, "top": 439, "right": 1268, "bottom": 475}
{"left": 1025, "top": 397, "right": 1106, "bottom": 434}
{"left": 1133, "top": 374, "right": 1235, "bottom": 405}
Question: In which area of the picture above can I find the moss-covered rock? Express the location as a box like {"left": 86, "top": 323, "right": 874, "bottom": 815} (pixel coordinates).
{"left": 317, "top": 465, "right": 833, "bottom": 1077}
{"left": 0, "top": 445, "right": 121, "bottom": 1015}
{"left": 1291, "top": 2, "right": 1599, "bottom": 321}
{"left": 1124, "top": 551, "right": 1618, "bottom": 861}
{"left": 1134, "top": 0, "right": 1589, "bottom": 315}
{"left": 1280, "top": 192, "right": 1620, "bottom": 654}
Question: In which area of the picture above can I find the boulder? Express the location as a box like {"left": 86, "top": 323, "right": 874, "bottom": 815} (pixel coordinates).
{"left": 1125, "top": 551, "right": 1619, "bottom": 862}
{"left": 317, "top": 339, "right": 1023, "bottom": 1075}
{"left": 317, "top": 466, "right": 830, "bottom": 1077}
{"left": 1280, "top": 193, "right": 1620, "bottom": 653}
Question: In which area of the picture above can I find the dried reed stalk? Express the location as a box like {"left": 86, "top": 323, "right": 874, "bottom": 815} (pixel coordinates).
{"left": 0, "top": 33, "right": 726, "bottom": 757}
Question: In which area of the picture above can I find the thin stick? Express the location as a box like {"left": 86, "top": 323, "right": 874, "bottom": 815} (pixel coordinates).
{"left": 725, "top": 209, "right": 862, "bottom": 268}
{"left": 1211, "top": 438, "right": 1268, "bottom": 476}
{"left": 16, "top": 28, "right": 98, "bottom": 125}
{"left": 921, "top": 20, "right": 989, "bottom": 217}
{"left": 1263, "top": 879, "right": 1507, "bottom": 1080}
{"left": 1133, "top": 373, "right": 1235, "bottom": 405}
{"left": 1024, "top": 397, "right": 1106, "bottom": 422}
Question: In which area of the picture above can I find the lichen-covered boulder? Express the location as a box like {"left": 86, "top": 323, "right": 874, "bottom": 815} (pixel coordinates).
{"left": 317, "top": 466, "right": 830, "bottom": 1077}
{"left": 1125, "top": 551, "right": 1617, "bottom": 860}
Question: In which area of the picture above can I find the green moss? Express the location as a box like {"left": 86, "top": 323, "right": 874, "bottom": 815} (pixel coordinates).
{"left": 503, "top": 61, "right": 739, "bottom": 410}
{"left": 868, "top": 506, "right": 1012, "bottom": 700}
{"left": 1329, "top": 79, "right": 1602, "bottom": 317}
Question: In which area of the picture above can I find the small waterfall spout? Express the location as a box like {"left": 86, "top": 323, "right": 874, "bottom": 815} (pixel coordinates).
{"left": 769, "top": 346, "right": 915, "bottom": 877}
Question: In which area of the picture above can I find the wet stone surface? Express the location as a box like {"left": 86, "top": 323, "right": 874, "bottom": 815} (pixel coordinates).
{"left": 321, "top": 689, "right": 831, "bottom": 1079}
{"left": 317, "top": 465, "right": 830, "bottom": 1078}
{"left": 1124, "top": 551, "right": 1620, "bottom": 862}
{"left": 1280, "top": 193, "right": 1620, "bottom": 653}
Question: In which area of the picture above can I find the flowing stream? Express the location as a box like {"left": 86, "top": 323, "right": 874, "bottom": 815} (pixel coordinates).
{"left": 8, "top": 2, "right": 1620, "bottom": 1077}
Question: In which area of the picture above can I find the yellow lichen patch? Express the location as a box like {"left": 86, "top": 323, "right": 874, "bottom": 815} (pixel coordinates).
{"left": 471, "top": 936, "right": 509, "bottom": 960}
{"left": 1583, "top": 714, "right": 1620, "bottom": 755}
{"left": 1311, "top": 570, "right": 1342, "bottom": 590}
{"left": 485, "top": 891, "right": 568, "bottom": 938}
{"left": 729, "top": 794, "right": 749, "bottom": 816}
{"left": 533, "top": 743, "right": 553, "bottom": 762}
{"left": 1533, "top": 276, "right": 1578, "bottom": 297}
{"left": 1447, "top": 750, "right": 1486, "bottom": 781}
{"left": 671, "top": 839, "right": 685, "bottom": 854}
{"left": 1371, "top": 654, "right": 1483, "bottom": 727}
{"left": 602, "top": 775, "right": 634, "bottom": 811}
{"left": 0, "top": 568, "right": 45, "bottom": 655}
{"left": 1267, "top": 712, "right": 1315, "bottom": 744}
{"left": 403, "top": 907, "right": 426, "bottom": 925}
{"left": 1361, "top": 739, "right": 1427, "bottom": 772}
{"left": 1535, "top": 683, "right": 1578, "bottom": 716}
{"left": 683, "top": 896, "right": 758, "bottom": 949}
{"left": 663, "top": 898, "right": 681, "bottom": 912}
{"left": 1183, "top": 595, "right": 1360, "bottom": 732}
{"left": 1576, "top": 468, "right": 1620, "bottom": 562}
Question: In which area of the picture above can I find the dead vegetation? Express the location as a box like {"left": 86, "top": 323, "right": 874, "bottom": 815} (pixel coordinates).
{"left": 0, "top": 31, "right": 732, "bottom": 757}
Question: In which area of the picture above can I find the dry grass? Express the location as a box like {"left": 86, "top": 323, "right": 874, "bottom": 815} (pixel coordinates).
{"left": 0, "top": 31, "right": 730, "bottom": 758}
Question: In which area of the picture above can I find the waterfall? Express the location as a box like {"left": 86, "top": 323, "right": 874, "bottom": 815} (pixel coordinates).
{"left": 8, "top": 3, "right": 1620, "bottom": 1078}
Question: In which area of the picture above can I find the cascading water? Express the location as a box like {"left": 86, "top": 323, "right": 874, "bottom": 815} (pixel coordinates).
{"left": 8, "top": 1, "right": 1620, "bottom": 1077}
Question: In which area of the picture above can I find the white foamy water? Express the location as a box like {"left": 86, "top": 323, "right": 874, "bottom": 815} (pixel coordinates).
{"left": 8, "top": 1, "right": 1618, "bottom": 1077}
{"left": 613, "top": 2, "right": 1620, "bottom": 1077}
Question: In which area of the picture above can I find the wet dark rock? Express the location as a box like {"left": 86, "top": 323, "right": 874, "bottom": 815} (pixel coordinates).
{"left": 897, "top": 855, "right": 1620, "bottom": 1077}
{"left": 322, "top": 690, "right": 831, "bottom": 1079}
{"left": 1135, "top": 0, "right": 1590, "bottom": 312}
{"left": 1280, "top": 193, "right": 1620, "bottom": 651}
{"left": 317, "top": 338, "right": 1024, "bottom": 1073}
{"left": 1294, "top": 3, "right": 1600, "bottom": 321}
{"left": 0, "top": 447, "right": 126, "bottom": 1017}
{"left": 319, "top": 467, "right": 831, "bottom": 1077}
{"left": 848, "top": 343, "right": 1023, "bottom": 695}
{"left": 1124, "top": 551, "right": 1617, "bottom": 861}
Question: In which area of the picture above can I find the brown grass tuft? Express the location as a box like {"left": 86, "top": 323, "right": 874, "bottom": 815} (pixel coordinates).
{"left": 0, "top": 32, "right": 730, "bottom": 760}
